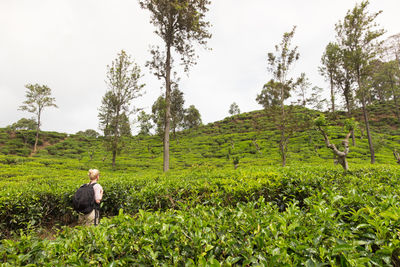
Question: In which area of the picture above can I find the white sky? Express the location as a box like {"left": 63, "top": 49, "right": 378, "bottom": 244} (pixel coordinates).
{"left": 0, "top": 0, "right": 399, "bottom": 134}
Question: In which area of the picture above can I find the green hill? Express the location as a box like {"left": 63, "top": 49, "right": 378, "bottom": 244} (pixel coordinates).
{"left": 2, "top": 104, "right": 400, "bottom": 170}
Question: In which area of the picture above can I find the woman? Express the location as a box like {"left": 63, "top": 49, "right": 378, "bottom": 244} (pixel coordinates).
{"left": 78, "top": 169, "right": 104, "bottom": 226}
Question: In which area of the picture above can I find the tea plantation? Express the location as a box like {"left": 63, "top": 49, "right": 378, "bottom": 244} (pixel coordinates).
{"left": 1, "top": 108, "right": 400, "bottom": 265}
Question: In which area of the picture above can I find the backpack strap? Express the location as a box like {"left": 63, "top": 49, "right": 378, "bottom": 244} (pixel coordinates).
{"left": 90, "top": 182, "right": 99, "bottom": 226}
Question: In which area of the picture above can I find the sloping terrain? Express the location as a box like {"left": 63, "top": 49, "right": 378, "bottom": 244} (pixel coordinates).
{"left": 2, "top": 104, "right": 400, "bottom": 169}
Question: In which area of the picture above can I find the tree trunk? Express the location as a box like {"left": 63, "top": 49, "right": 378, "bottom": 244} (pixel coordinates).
{"left": 347, "top": 104, "right": 356, "bottom": 147}
{"left": 163, "top": 44, "right": 172, "bottom": 172}
{"left": 318, "top": 126, "right": 351, "bottom": 171}
{"left": 343, "top": 83, "right": 356, "bottom": 146}
{"left": 280, "top": 84, "right": 286, "bottom": 167}
{"left": 360, "top": 87, "right": 375, "bottom": 164}
{"left": 33, "top": 110, "right": 41, "bottom": 154}
{"left": 112, "top": 108, "right": 120, "bottom": 169}
{"left": 280, "top": 130, "right": 286, "bottom": 167}
{"left": 330, "top": 75, "right": 335, "bottom": 114}
{"left": 338, "top": 155, "right": 348, "bottom": 171}
{"left": 112, "top": 150, "right": 116, "bottom": 168}
{"left": 393, "top": 150, "right": 400, "bottom": 164}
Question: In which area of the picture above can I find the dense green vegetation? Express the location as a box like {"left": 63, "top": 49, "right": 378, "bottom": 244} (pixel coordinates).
{"left": 1, "top": 163, "right": 400, "bottom": 265}
{"left": 1, "top": 105, "right": 400, "bottom": 265}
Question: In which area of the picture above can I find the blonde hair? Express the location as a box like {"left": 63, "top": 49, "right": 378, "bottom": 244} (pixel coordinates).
{"left": 88, "top": 169, "right": 100, "bottom": 181}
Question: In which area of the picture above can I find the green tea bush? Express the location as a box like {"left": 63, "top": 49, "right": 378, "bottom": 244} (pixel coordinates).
{"left": 1, "top": 194, "right": 399, "bottom": 265}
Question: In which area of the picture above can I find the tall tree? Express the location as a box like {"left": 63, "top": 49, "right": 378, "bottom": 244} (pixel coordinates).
{"left": 262, "top": 26, "right": 301, "bottom": 167}
{"left": 229, "top": 102, "right": 241, "bottom": 115}
{"left": 335, "top": 0, "right": 384, "bottom": 164}
{"left": 320, "top": 42, "right": 357, "bottom": 145}
{"left": 19, "top": 84, "right": 57, "bottom": 153}
{"left": 98, "top": 50, "right": 144, "bottom": 168}
{"left": 139, "top": 0, "right": 211, "bottom": 172}
{"left": 320, "top": 42, "right": 342, "bottom": 113}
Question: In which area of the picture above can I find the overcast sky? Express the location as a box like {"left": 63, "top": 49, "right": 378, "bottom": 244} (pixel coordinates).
{"left": 0, "top": 0, "right": 399, "bottom": 134}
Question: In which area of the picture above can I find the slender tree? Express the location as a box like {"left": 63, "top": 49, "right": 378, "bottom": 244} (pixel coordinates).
{"left": 335, "top": 0, "right": 385, "bottom": 164}
{"left": 98, "top": 50, "right": 144, "bottom": 168}
{"left": 263, "top": 26, "right": 301, "bottom": 167}
{"left": 320, "top": 42, "right": 342, "bottom": 113}
{"left": 139, "top": 0, "right": 211, "bottom": 172}
{"left": 19, "top": 84, "right": 57, "bottom": 153}
{"left": 320, "top": 42, "right": 357, "bottom": 145}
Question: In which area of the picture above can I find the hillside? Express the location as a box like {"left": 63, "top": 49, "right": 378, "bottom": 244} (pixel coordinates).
{"left": 2, "top": 104, "right": 400, "bottom": 170}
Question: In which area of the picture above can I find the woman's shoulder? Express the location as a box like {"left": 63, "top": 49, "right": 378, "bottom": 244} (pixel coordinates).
{"left": 93, "top": 183, "right": 103, "bottom": 190}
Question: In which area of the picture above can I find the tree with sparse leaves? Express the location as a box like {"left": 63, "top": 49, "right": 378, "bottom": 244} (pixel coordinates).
{"left": 98, "top": 50, "right": 144, "bottom": 168}
{"left": 139, "top": 0, "right": 211, "bottom": 172}
{"left": 229, "top": 102, "right": 240, "bottom": 115}
{"left": 295, "top": 73, "right": 311, "bottom": 107}
{"left": 335, "top": 0, "right": 384, "bottom": 164}
{"left": 384, "top": 33, "right": 400, "bottom": 62}
{"left": 258, "top": 26, "right": 303, "bottom": 167}
{"left": 320, "top": 42, "right": 342, "bottom": 113}
{"left": 19, "top": 84, "right": 57, "bottom": 153}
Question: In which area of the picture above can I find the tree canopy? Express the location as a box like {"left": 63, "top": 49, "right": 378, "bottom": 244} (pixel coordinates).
{"left": 19, "top": 83, "right": 57, "bottom": 153}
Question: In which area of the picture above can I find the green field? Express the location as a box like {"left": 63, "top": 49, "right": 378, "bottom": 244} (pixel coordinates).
{"left": 1, "top": 108, "right": 400, "bottom": 265}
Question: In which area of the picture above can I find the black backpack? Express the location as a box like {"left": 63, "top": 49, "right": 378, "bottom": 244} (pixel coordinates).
{"left": 73, "top": 183, "right": 96, "bottom": 214}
